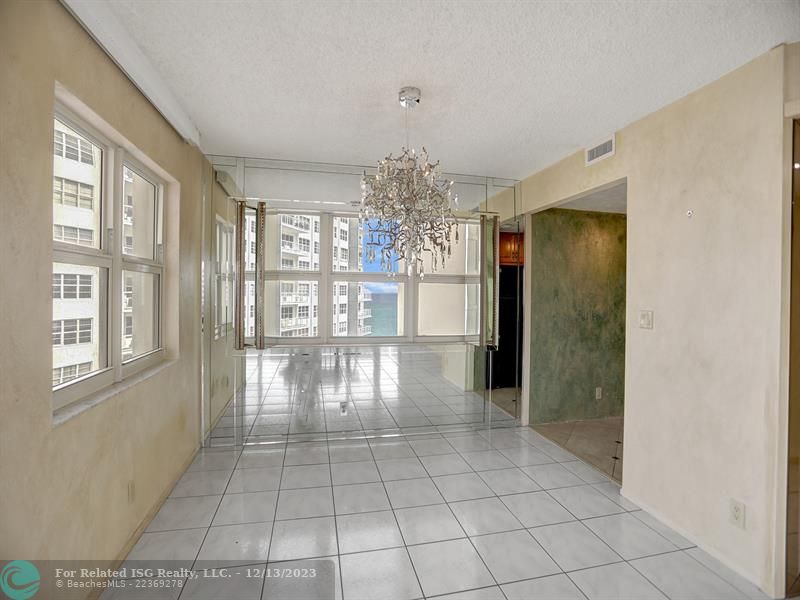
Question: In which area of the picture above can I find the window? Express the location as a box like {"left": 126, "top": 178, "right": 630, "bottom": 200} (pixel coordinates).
{"left": 339, "top": 285, "right": 347, "bottom": 296}
{"left": 298, "top": 306, "right": 309, "bottom": 318}
{"left": 314, "top": 221, "right": 320, "bottom": 233}
{"left": 251, "top": 241, "right": 256, "bottom": 254}
{"left": 281, "top": 258, "right": 293, "bottom": 269}
{"left": 54, "top": 129, "right": 94, "bottom": 164}
{"left": 338, "top": 322, "right": 347, "bottom": 334}
{"left": 52, "top": 318, "right": 92, "bottom": 346}
{"left": 339, "top": 304, "right": 347, "bottom": 315}
{"left": 313, "top": 305, "right": 318, "bottom": 318}
{"left": 298, "top": 260, "right": 310, "bottom": 270}
{"left": 53, "top": 225, "right": 94, "bottom": 246}
{"left": 281, "top": 306, "right": 293, "bottom": 319}
{"left": 52, "top": 111, "right": 165, "bottom": 405}
{"left": 52, "top": 273, "right": 92, "bottom": 299}
{"left": 333, "top": 247, "right": 338, "bottom": 260}
{"left": 281, "top": 233, "right": 294, "bottom": 249}
{"left": 299, "top": 237, "right": 310, "bottom": 253}
{"left": 53, "top": 177, "right": 94, "bottom": 209}
{"left": 52, "top": 362, "right": 92, "bottom": 386}
{"left": 314, "top": 241, "right": 319, "bottom": 254}
{"left": 340, "top": 228, "right": 348, "bottom": 242}
{"left": 341, "top": 248, "right": 349, "bottom": 261}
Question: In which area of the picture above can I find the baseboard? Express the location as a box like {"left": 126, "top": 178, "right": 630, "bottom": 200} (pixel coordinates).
{"left": 86, "top": 443, "right": 200, "bottom": 600}
{"left": 619, "top": 487, "right": 775, "bottom": 599}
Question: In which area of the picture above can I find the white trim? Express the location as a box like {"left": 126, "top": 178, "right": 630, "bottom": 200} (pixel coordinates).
{"left": 59, "top": 0, "right": 201, "bottom": 147}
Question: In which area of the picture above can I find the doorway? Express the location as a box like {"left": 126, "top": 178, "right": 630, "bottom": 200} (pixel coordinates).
{"left": 528, "top": 180, "right": 628, "bottom": 482}
{"left": 489, "top": 218, "right": 524, "bottom": 420}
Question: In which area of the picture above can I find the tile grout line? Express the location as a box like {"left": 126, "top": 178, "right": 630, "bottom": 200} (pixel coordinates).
{"left": 366, "top": 430, "right": 427, "bottom": 600}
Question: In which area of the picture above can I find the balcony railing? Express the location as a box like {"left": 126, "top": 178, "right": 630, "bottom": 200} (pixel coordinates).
{"left": 281, "top": 215, "right": 311, "bottom": 230}
{"left": 281, "top": 317, "right": 309, "bottom": 329}
{"left": 361, "top": 309, "right": 372, "bottom": 318}
{"left": 280, "top": 293, "right": 310, "bottom": 304}
{"left": 281, "top": 240, "right": 311, "bottom": 254}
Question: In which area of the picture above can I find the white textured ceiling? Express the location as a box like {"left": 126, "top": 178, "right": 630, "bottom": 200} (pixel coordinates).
{"left": 105, "top": 0, "right": 800, "bottom": 180}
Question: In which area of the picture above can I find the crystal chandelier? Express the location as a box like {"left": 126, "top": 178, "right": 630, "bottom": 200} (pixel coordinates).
{"left": 360, "top": 87, "right": 458, "bottom": 278}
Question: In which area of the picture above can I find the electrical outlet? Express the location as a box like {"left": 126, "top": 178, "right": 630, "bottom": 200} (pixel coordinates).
{"left": 729, "top": 498, "right": 746, "bottom": 529}
{"left": 639, "top": 310, "right": 654, "bottom": 329}
{"left": 595, "top": 387, "right": 603, "bottom": 400}
{"left": 127, "top": 480, "right": 136, "bottom": 504}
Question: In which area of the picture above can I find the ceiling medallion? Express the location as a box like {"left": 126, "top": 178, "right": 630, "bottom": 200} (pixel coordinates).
{"left": 360, "top": 87, "right": 458, "bottom": 278}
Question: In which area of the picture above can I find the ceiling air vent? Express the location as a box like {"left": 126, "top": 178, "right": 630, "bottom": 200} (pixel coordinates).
{"left": 585, "top": 135, "right": 616, "bottom": 166}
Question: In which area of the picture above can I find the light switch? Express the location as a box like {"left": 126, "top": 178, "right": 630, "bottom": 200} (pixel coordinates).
{"left": 639, "top": 310, "right": 654, "bottom": 329}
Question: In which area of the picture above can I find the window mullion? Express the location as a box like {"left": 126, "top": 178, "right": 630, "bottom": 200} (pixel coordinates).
{"left": 319, "top": 213, "right": 332, "bottom": 343}
{"left": 110, "top": 146, "right": 124, "bottom": 382}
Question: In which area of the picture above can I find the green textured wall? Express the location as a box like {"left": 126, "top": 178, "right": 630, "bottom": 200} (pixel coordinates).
{"left": 530, "top": 208, "right": 626, "bottom": 424}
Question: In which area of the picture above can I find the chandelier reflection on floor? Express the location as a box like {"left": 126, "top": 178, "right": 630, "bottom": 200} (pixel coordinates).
{"left": 360, "top": 87, "right": 458, "bottom": 278}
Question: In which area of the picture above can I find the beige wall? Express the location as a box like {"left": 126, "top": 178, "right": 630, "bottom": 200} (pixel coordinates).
{"left": 492, "top": 45, "right": 797, "bottom": 596}
{"left": 0, "top": 1, "right": 206, "bottom": 591}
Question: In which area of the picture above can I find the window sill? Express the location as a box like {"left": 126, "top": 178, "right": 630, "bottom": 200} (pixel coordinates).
{"left": 52, "top": 359, "right": 178, "bottom": 427}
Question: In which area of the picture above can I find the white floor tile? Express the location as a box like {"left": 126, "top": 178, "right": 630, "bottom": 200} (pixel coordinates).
{"left": 170, "top": 469, "right": 231, "bottom": 497}
{"left": 521, "top": 464, "right": 585, "bottom": 490}
{"left": 276, "top": 487, "right": 334, "bottom": 520}
{"left": 432, "top": 473, "right": 494, "bottom": 502}
{"left": 340, "top": 547, "right": 422, "bottom": 600}
{"left": 631, "top": 511, "right": 695, "bottom": 549}
{"left": 408, "top": 538, "right": 494, "bottom": 597}
{"left": 502, "top": 574, "right": 585, "bottom": 600}
{"left": 269, "top": 517, "right": 338, "bottom": 562}
{"left": 472, "top": 530, "right": 560, "bottom": 583}
{"left": 420, "top": 453, "right": 473, "bottom": 477}
{"left": 395, "top": 504, "right": 465, "bottom": 545}
{"left": 569, "top": 561, "right": 667, "bottom": 599}
{"left": 460, "top": 450, "right": 515, "bottom": 472}
{"left": 281, "top": 464, "right": 332, "bottom": 489}
{"left": 477, "top": 468, "right": 541, "bottom": 495}
{"left": 449, "top": 498, "right": 522, "bottom": 536}
{"left": 195, "top": 522, "right": 272, "bottom": 567}
{"left": 213, "top": 490, "right": 278, "bottom": 526}
{"left": 336, "top": 510, "right": 404, "bottom": 554}
{"left": 331, "top": 460, "right": 380, "bottom": 485}
{"left": 147, "top": 496, "right": 221, "bottom": 532}
{"left": 124, "top": 528, "right": 206, "bottom": 568}
{"left": 630, "top": 551, "right": 746, "bottom": 599}
{"left": 180, "top": 567, "right": 264, "bottom": 600}
{"left": 385, "top": 477, "right": 445, "bottom": 509}
{"left": 548, "top": 485, "right": 625, "bottom": 519}
{"left": 376, "top": 457, "right": 428, "bottom": 481}
{"left": 333, "top": 482, "right": 391, "bottom": 514}
{"left": 262, "top": 556, "right": 341, "bottom": 600}
{"left": 500, "top": 491, "right": 575, "bottom": 528}
{"left": 583, "top": 513, "right": 677, "bottom": 560}
{"left": 227, "top": 466, "right": 282, "bottom": 493}
{"left": 530, "top": 521, "right": 621, "bottom": 572}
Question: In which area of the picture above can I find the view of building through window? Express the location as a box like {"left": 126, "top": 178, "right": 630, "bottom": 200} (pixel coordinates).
{"left": 241, "top": 212, "right": 480, "bottom": 340}
{"left": 52, "top": 119, "right": 104, "bottom": 387}
{"left": 52, "top": 117, "right": 164, "bottom": 389}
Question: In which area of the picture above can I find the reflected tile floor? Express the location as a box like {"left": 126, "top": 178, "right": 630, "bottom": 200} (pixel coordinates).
{"left": 106, "top": 426, "right": 767, "bottom": 600}
{"left": 208, "top": 346, "right": 516, "bottom": 444}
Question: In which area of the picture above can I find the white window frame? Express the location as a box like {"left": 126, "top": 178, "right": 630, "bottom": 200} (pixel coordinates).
{"left": 52, "top": 104, "right": 166, "bottom": 411}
